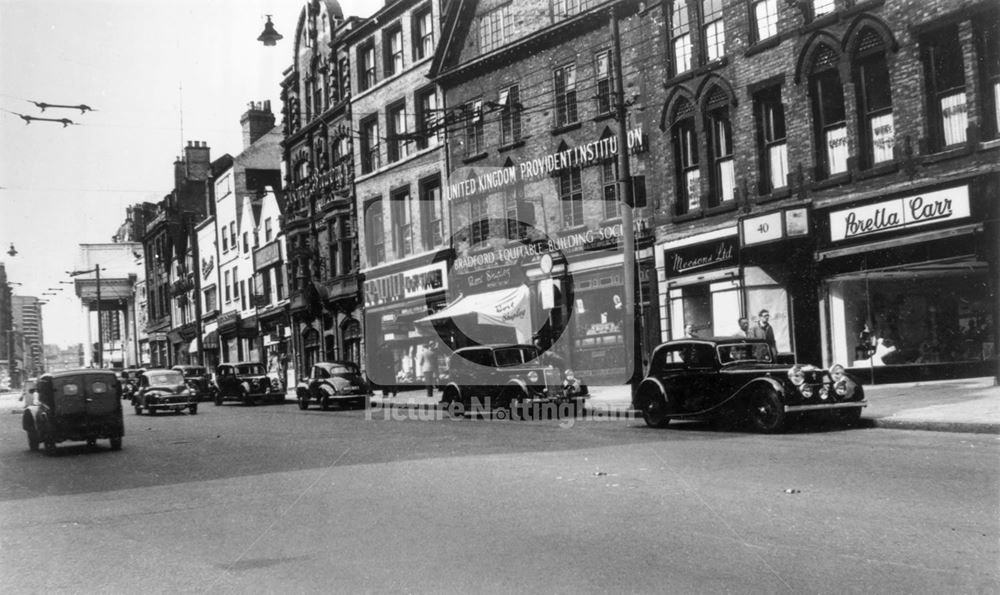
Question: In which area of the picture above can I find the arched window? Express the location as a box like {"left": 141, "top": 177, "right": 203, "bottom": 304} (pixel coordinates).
{"left": 853, "top": 28, "right": 894, "bottom": 168}
{"left": 704, "top": 87, "right": 734, "bottom": 207}
{"left": 808, "top": 44, "right": 848, "bottom": 179}
{"left": 671, "top": 98, "right": 699, "bottom": 215}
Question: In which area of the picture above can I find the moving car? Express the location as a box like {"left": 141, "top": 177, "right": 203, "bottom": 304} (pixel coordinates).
{"left": 171, "top": 365, "right": 213, "bottom": 401}
{"left": 214, "top": 362, "right": 283, "bottom": 406}
{"left": 133, "top": 369, "right": 198, "bottom": 415}
{"left": 22, "top": 369, "right": 124, "bottom": 454}
{"left": 441, "top": 344, "right": 587, "bottom": 417}
{"left": 296, "top": 361, "right": 371, "bottom": 410}
{"left": 633, "top": 337, "right": 866, "bottom": 432}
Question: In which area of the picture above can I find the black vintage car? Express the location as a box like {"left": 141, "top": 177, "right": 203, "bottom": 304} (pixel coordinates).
{"left": 133, "top": 369, "right": 198, "bottom": 415}
{"left": 172, "top": 365, "right": 213, "bottom": 401}
{"left": 633, "top": 337, "right": 866, "bottom": 432}
{"left": 296, "top": 361, "right": 371, "bottom": 410}
{"left": 214, "top": 362, "right": 283, "bottom": 406}
{"left": 441, "top": 344, "right": 587, "bottom": 418}
{"left": 22, "top": 369, "right": 124, "bottom": 454}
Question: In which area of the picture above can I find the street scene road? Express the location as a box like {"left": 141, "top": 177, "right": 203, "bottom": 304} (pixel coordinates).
{"left": 1, "top": 398, "right": 997, "bottom": 594}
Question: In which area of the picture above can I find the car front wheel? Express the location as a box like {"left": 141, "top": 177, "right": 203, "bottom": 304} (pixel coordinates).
{"left": 748, "top": 388, "right": 786, "bottom": 433}
{"left": 640, "top": 390, "right": 672, "bottom": 429}
{"left": 320, "top": 395, "right": 331, "bottom": 411}
{"left": 189, "top": 404, "right": 198, "bottom": 415}
{"left": 26, "top": 427, "right": 39, "bottom": 451}
{"left": 110, "top": 436, "right": 122, "bottom": 451}
{"left": 297, "top": 393, "right": 309, "bottom": 410}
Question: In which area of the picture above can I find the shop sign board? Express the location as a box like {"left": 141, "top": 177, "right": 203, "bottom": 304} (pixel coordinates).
{"left": 829, "top": 185, "right": 970, "bottom": 242}
{"left": 664, "top": 237, "right": 738, "bottom": 276}
{"left": 253, "top": 241, "right": 282, "bottom": 271}
{"left": 365, "top": 261, "right": 448, "bottom": 307}
{"left": 742, "top": 207, "right": 810, "bottom": 246}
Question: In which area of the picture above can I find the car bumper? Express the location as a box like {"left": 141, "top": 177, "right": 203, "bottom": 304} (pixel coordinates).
{"left": 784, "top": 400, "right": 867, "bottom": 413}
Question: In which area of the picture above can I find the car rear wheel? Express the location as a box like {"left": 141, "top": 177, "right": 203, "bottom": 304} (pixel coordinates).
{"left": 26, "top": 427, "right": 39, "bottom": 451}
{"left": 189, "top": 404, "right": 198, "bottom": 415}
{"left": 748, "top": 388, "right": 786, "bottom": 433}
{"left": 110, "top": 436, "right": 122, "bottom": 451}
{"left": 640, "top": 390, "right": 671, "bottom": 429}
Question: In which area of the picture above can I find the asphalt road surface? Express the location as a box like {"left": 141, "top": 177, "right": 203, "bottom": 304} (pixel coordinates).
{"left": 1, "top": 400, "right": 997, "bottom": 594}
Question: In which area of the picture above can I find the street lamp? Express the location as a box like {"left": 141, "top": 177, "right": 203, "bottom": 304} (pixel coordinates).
{"left": 68, "top": 266, "right": 104, "bottom": 368}
{"left": 7, "top": 243, "right": 16, "bottom": 257}
{"left": 257, "top": 15, "right": 283, "bottom": 46}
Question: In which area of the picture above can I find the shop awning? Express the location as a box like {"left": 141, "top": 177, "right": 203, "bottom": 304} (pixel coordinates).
{"left": 202, "top": 330, "right": 219, "bottom": 350}
{"left": 416, "top": 285, "right": 532, "bottom": 344}
{"left": 816, "top": 223, "right": 982, "bottom": 261}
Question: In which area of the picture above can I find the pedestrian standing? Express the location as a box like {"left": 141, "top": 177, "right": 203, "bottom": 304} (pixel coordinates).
{"left": 737, "top": 317, "right": 750, "bottom": 337}
{"left": 418, "top": 340, "right": 439, "bottom": 398}
{"left": 684, "top": 323, "right": 699, "bottom": 338}
{"left": 749, "top": 309, "right": 777, "bottom": 356}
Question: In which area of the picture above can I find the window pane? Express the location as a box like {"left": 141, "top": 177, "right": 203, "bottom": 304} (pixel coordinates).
{"left": 685, "top": 169, "right": 701, "bottom": 212}
{"left": 674, "top": 35, "right": 692, "bottom": 74}
{"left": 768, "top": 142, "right": 788, "bottom": 189}
{"left": 869, "top": 112, "right": 895, "bottom": 164}
{"left": 940, "top": 92, "right": 968, "bottom": 146}
{"left": 813, "top": 0, "right": 834, "bottom": 18}
{"left": 717, "top": 158, "right": 735, "bottom": 202}
{"left": 704, "top": 21, "right": 725, "bottom": 61}
{"left": 754, "top": 0, "right": 778, "bottom": 40}
{"left": 825, "top": 125, "right": 849, "bottom": 174}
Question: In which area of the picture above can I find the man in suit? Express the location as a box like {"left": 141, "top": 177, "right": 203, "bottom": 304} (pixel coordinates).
{"left": 749, "top": 309, "right": 777, "bottom": 357}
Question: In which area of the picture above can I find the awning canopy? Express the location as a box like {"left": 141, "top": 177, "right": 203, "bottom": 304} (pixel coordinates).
{"left": 416, "top": 285, "right": 532, "bottom": 344}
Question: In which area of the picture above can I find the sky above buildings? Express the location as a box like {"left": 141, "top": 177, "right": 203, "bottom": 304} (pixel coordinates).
{"left": 0, "top": 0, "right": 378, "bottom": 347}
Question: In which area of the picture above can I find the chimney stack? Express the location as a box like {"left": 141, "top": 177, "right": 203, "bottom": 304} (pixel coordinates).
{"left": 184, "top": 140, "right": 211, "bottom": 181}
{"left": 241, "top": 100, "right": 276, "bottom": 149}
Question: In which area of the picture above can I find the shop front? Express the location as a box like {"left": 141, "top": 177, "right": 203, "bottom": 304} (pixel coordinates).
{"left": 815, "top": 181, "right": 998, "bottom": 383}
{"left": 147, "top": 330, "right": 169, "bottom": 368}
{"left": 363, "top": 260, "right": 448, "bottom": 388}
{"left": 201, "top": 324, "right": 219, "bottom": 370}
{"left": 217, "top": 310, "right": 240, "bottom": 363}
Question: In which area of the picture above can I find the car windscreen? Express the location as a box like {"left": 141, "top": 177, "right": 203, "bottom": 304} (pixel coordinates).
{"left": 236, "top": 365, "right": 266, "bottom": 375}
{"left": 180, "top": 368, "right": 206, "bottom": 376}
{"left": 494, "top": 347, "right": 534, "bottom": 367}
{"left": 717, "top": 343, "right": 772, "bottom": 364}
{"left": 328, "top": 365, "right": 358, "bottom": 375}
{"left": 147, "top": 372, "right": 183, "bottom": 386}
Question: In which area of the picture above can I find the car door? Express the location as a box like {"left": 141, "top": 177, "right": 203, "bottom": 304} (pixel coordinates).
{"left": 309, "top": 365, "right": 328, "bottom": 400}
{"left": 84, "top": 374, "right": 119, "bottom": 427}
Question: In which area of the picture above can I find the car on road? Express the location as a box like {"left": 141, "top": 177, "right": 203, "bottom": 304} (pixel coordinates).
{"left": 132, "top": 369, "right": 199, "bottom": 415}
{"left": 119, "top": 368, "right": 145, "bottom": 401}
{"left": 214, "top": 362, "right": 283, "bottom": 406}
{"left": 22, "top": 369, "right": 124, "bottom": 454}
{"left": 296, "top": 361, "right": 371, "bottom": 410}
{"left": 172, "top": 365, "right": 213, "bottom": 401}
{"left": 633, "top": 337, "right": 866, "bottom": 432}
{"left": 441, "top": 344, "right": 587, "bottom": 418}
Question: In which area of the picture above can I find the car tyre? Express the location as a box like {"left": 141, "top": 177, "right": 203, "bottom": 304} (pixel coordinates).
{"left": 297, "top": 393, "right": 309, "bottom": 410}
{"left": 639, "top": 389, "right": 672, "bottom": 429}
{"left": 110, "top": 436, "right": 122, "bottom": 451}
{"left": 748, "top": 388, "right": 786, "bottom": 433}
{"left": 320, "top": 395, "right": 331, "bottom": 411}
{"left": 835, "top": 406, "right": 862, "bottom": 427}
{"left": 134, "top": 404, "right": 142, "bottom": 415}
{"left": 26, "top": 427, "right": 40, "bottom": 451}
{"left": 44, "top": 439, "right": 56, "bottom": 456}
{"left": 214, "top": 392, "right": 223, "bottom": 406}
{"left": 189, "top": 404, "right": 198, "bottom": 415}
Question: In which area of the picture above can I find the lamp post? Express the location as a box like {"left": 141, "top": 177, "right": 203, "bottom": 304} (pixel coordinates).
{"left": 68, "top": 265, "right": 103, "bottom": 368}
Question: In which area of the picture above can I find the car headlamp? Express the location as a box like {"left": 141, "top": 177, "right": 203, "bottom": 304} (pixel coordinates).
{"left": 787, "top": 365, "right": 805, "bottom": 386}
{"left": 834, "top": 380, "right": 849, "bottom": 396}
{"left": 800, "top": 384, "right": 814, "bottom": 398}
{"left": 527, "top": 371, "right": 539, "bottom": 383}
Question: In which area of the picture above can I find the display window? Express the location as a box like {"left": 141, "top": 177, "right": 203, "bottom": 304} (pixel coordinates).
{"left": 825, "top": 263, "right": 994, "bottom": 368}
{"left": 668, "top": 277, "right": 742, "bottom": 339}
{"left": 571, "top": 271, "right": 626, "bottom": 381}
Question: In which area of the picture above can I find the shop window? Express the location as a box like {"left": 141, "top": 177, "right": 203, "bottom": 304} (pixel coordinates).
{"left": 366, "top": 200, "right": 385, "bottom": 265}
{"left": 920, "top": 26, "right": 967, "bottom": 151}
{"left": 554, "top": 64, "right": 578, "bottom": 128}
{"left": 383, "top": 25, "right": 403, "bottom": 77}
{"left": 358, "top": 40, "right": 376, "bottom": 92}
{"left": 419, "top": 176, "right": 444, "bottom": 250}
{"left": 415, "top": 87, "right": 439, "bottom": 149}
{"left": 499, "top": 85, "right": 522, "bottom": 146}
{"left": 595, "top": 51, "right": 613, "bottom": 116}
{"left": 752, "top": 0, "right": 778, "bottom": 43}
{"left": 360, "top": 114, "right": 380, "bottom": 173}
{"left": 391, "top": 189, "right": 413, "bottom": 258}
{"left": 479, "top": 4, "right": 512, "bottom": 54}
{"left": 808, "top": 44, "right": 848, "bottom": 179}
{"left": 853, "top": 29, "right": 894, "bottom": 168}
{"left": 701, "top": 0, "right": 725, "bottom": 61}
{"left": 754, "top": 87, "right": 788, "bottom": 193}
{"left": 669, "top": 0, "right": 693, "bottom": 76}
{"left": 671, "top": 99, "right": 699, "bottom": 215}
{"left": 705, "top": 89, "right": 734, "bottom": 207}
{"left": 387, "top": 101, "right": 408, "bottom": 163}
{"left": 413, "top": 5, "right": 434, "bottom": 61}
{"left": 976, "top": 17, "right": 1000, "bottom": 141}
{"left": 464, "top": 99, "right": 484, "bottom": 156}
{"left": 572, "top": 271, "right": 627, "bottom": 381}
{"left": 470, "top": 195, "right": 490, "bottom": 247}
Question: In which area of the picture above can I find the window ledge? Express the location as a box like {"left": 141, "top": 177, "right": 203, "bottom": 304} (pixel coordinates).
{"left": 593, "top": 112, "right": 615, "bottom": 122}
{"left": 810, "top": 172, "right": 852, "bottom": 191}
{"left": 462, "top": 151, "right": 489, "bottom": 164}
{"left": 671, "top": 210, "right": 704, "bottom": 224}
{"left": 498, "top": 140, "right": 526, "bottom": 153}
{"left": 978, "top": 138, "right": 1000, "bottom": 151}
{"left": 756, "top": 187, "right": 791, "bottom": 203}
{"left": 551, "top": 121, "right": 582, "bottom": 135}
{"left": 921, "top": 145, "right": 972, "bottom": 165}
{"left": 855, "top": 161, "right": 899, "bottom": 181}
{"left": 745, "top": 36, "right": 782, "bottom": 57}
{"left": 599, "top": 216, "right": 623, "bottom": 227}
{"left": 705, "top": 201, "right": 738, "bottom": 217}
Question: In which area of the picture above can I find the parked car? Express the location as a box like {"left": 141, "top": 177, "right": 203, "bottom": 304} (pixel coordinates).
{"left": 214, "top": 362, "right": 283, "bottom": 406}
{"left": 22, "top": 369, "right": 124, "bottom": 454}
{"left": 441, "top": 344, "right": 587, "bottom": 417}
{"left": 132, "top": 369, "right": 198, "bottom": 415}
{"left": 172, "top": 365, "right": 213, "bottom": 401}
{"left": 119, "top": 368, "right": 145, "bottom": 401}
{"left": 633, "top": 337, "right": 866, "bottom": 433}
{"left": 296, "top": 361, "right": 371, "bottom": 410}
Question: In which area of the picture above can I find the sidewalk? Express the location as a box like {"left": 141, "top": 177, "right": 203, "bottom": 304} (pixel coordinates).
{"left": 366, "top": 377, "right": 1000, "bottom": 434}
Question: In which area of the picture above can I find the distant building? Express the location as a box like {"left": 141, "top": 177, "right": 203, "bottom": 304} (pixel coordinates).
{"left": 112, "top": 203, "right": 158, "bottom": 243}
{"left": 44, "top": 344, "right": 84, "bottom": 373}
{"left": 12, "top": 296, "right": 44, "bottom": 376}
